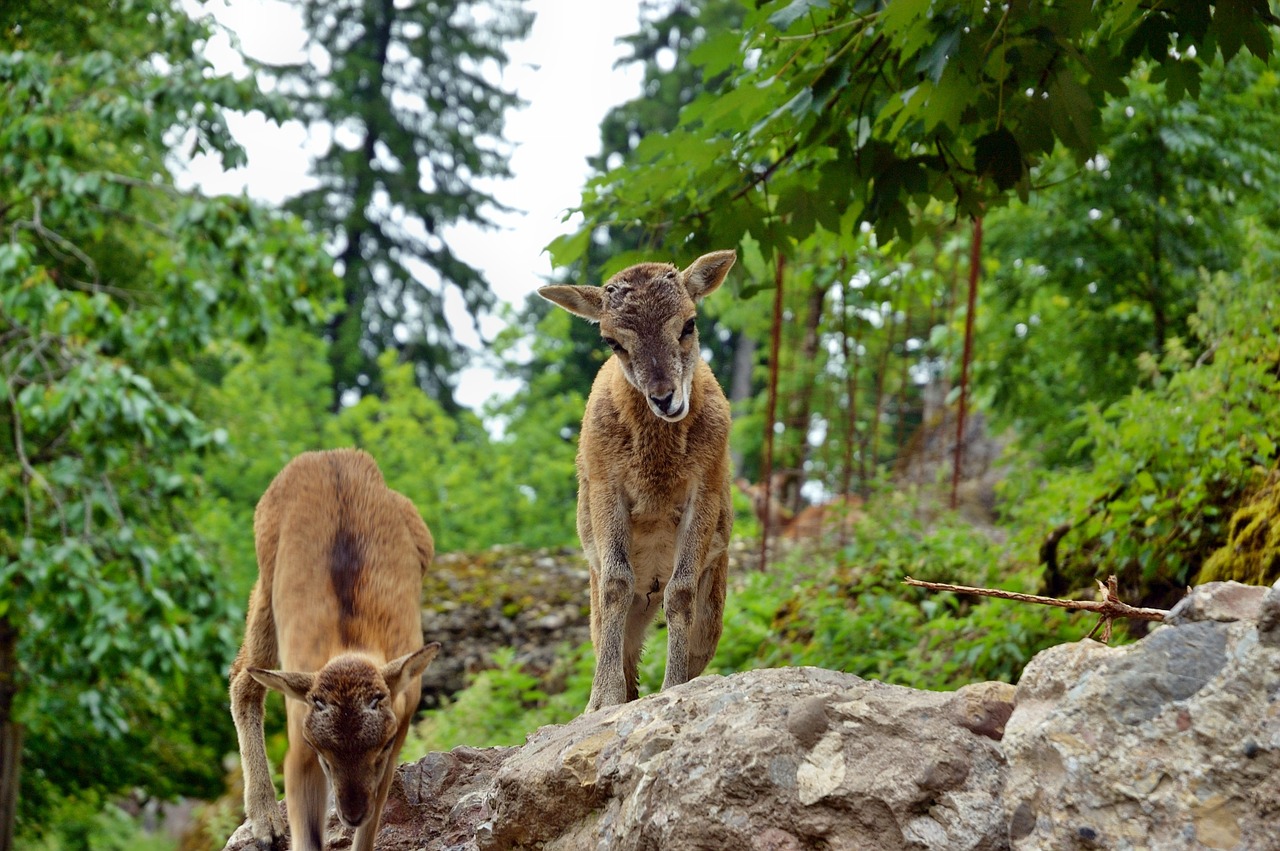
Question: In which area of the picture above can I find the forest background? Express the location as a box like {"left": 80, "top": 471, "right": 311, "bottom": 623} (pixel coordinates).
{"left": 3, "top": 0, "right": 1280, "bottom": 848}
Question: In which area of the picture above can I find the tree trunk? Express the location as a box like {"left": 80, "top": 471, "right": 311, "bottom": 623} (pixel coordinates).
{"left": 868, "top": 306, "right": 896, "bottom": 474}
{"left": 760, "top": 253, "right": 785, "bottom": 572}
{"left": 951, "top": 216, "right": 983, "bottom": 509}
{"left": 327, "top": 0, "right": 397, "bottom": 409}
{"left": 0, "top": 614, "right": 20, "bottom": 851}
{"left": 785, "top": 282, "right": 827, "bottom": 511}
{"left": 728, "top": 331, "right": 756, "bottom": 471}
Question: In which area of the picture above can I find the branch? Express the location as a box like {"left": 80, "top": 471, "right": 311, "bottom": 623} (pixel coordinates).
{"left": 903, "top": 574, "right": 1169, "bottom": 643}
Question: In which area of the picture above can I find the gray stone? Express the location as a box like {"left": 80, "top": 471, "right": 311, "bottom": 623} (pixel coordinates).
{"left": 1003, "top": 615, "right": 1280, "bottom": 850}
{"left": 1164, "top": 580, "right": 1268, "bottom": 626}
{"left": 479, "top": 667, "right": 1011, "bottom": 851}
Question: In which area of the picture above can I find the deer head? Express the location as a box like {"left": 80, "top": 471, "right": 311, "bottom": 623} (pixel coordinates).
{"left": 538, "top": 250, "right": 736, "bottom": 422}
{"left": 248, "top": 643, "right": 439, "bottom": 828}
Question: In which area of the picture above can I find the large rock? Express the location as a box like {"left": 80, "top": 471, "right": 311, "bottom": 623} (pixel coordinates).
{"left": 1003, "top": 581, "right": 1280, "bottom": 850}
{"left": 222, "top": 582, "right": 1280, "bottom": 851}
{"left": 223, "top": 668, "right": 1014, "bottom": 850}
{"left": 479, "top": 668, "right": 1013, "bottom": 851}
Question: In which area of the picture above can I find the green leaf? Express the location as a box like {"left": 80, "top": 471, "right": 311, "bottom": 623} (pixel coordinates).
{"left": 973, "top": 127, "right": 1023, "bottom": 191}
{"left": 546, "top": 227, "right": 592, "bottom": 270}
{"left": 881, "top": 0, "right": 931, "bottom": 36}
{"left": 767, "top": 0, "right": 830, "bottom": 32}
{"left": 1048, "top": 71, "right": 1096, "bottom": 152}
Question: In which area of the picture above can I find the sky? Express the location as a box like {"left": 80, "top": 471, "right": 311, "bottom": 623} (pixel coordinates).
{"left": 178, "top": 0, "right": 647, "bottom": 410}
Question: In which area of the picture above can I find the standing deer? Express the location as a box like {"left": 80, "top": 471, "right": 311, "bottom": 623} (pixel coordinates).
{"left": 229, "top": 449, "right": 439, "bottom": 851}
{"left": 539, "top": 250, "right": 736, "bottom": 711}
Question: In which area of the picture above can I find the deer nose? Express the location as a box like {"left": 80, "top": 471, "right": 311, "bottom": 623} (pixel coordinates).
{"left": 650, "top": 391, "right": 675, "bottom": 414}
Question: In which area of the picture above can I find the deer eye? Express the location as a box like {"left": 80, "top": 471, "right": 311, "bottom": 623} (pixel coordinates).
{"left": 679, "top": 318, "right": 697, "bottom": 340}
{"left": 368, "top": 694, "right": 385, "bottom": 711}
{"left": 602, "top": 336, "right": 627, "bottom": 355}
{"left": 311, "top": 696, "right": 328, "bottom": 711}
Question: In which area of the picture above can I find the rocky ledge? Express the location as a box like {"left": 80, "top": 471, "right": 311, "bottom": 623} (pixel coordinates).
{"left": 224, "top": 580, "right": 1280, "bottom": 850}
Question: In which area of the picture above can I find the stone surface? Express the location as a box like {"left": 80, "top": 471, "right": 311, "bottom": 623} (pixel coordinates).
{"left": 418, "top": 547, "right": 593, "bottom": 707}
{"left": 1164, "top": 580, "right": 1268, "bottom": 626}
{"left": 478, "top": 668, "right": 1012, "bottom": 851}
{"left": 222, "top": 746, "right": 513, "bottom": 851}
{"left": 224, "top": 668, "right": 1012, "bottom": 851}
{"left": 1003, "top": 593, "right": 1280, "bottom": 850}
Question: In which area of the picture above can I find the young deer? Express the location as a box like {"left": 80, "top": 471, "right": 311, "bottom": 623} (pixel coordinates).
{"left": 539, "top": 250, "right": 736, "bottom": 711}
{"left": 229, "top": 449, "right": 439, "bottom": 851}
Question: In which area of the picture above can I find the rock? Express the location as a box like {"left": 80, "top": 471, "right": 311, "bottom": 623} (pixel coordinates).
{"left": 223, "top": 668, "right": 1011, "bottom": 851}
{"left": 222, "top": 747, "right": 514, "bottom": 851}
{"left": 418, "top": 547, "right": 593, "bottom": 707}
{"left": 1164, "top": 580, "right": 1268, "bottom": 626}
{"left": 479, "top": 668, "right": 1011, "bottom": 851}
{"left": 1256, "top": 578, "right": 1280, "bottom": 635}
{"left": 221, "top": 583, "right": 1280, "bottom": 851}
{"left": 1002, "top": 616, "right": 1280, "bottom": 850}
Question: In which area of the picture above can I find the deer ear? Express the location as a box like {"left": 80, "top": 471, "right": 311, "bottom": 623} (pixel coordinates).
{"left": 382, "top": 642, "right": 441, "bottom": 696}
{"left": 538, "top": 285, "right": 604, "bottom": 322}
{"left": 249, "top": 668, "right": 315, "bottom": 703}
{"left": 682, "top": 250, "right": 736, "bottom": 300}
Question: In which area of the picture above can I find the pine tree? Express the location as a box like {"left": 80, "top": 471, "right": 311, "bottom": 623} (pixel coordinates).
{"left": 282, "top": 0, "right": 532, "bottom": 410}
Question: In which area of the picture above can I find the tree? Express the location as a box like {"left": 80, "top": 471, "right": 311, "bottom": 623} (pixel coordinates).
{"left": 976, "top": 54, "right": 1280, "bottom": 462}
{"left": 280, "top": 0, "right": 532, "bottom": 411}
{"left": 550, "top": 0, "right": 1278, "bottom": 265}
{"left": 0, "top": 2, "right": 337, "bottom": 843}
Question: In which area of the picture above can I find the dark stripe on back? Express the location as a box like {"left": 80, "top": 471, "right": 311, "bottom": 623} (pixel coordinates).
{"left": 327, "top": 455, "right": 364, "bottom": 644}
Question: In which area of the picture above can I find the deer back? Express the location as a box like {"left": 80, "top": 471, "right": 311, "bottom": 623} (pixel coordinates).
{"left": 252, "top": 448, "right": 432, "bottom": 673}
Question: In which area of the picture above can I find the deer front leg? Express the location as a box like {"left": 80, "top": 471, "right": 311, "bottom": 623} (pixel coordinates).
{"left": 663, "top": 490, "right": 708, "bottom": 691}
{"left": 230, "top": 667, "right": 286, "bottom": 850}
{"left": 585, "top": 488, "right": 634, "bottom": 712}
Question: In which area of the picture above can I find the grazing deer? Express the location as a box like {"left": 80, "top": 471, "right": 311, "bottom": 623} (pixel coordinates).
{"left": 538, "top": 250, "right": 736, "bottom": 712}
{"left": 229, "top": 449, "right": 439, "bottom": 851}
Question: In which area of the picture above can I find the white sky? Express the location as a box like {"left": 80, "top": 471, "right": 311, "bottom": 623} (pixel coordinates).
{"left": 178, "top": 0, "right": 646, "bottom": 410}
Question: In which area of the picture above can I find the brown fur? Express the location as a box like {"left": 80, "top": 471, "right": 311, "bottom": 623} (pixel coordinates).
{"left": 229, "top": 449, "right": 438, "bottom": 851}
{"left": 539, "top": 250, "right": 736, "bottom": 711}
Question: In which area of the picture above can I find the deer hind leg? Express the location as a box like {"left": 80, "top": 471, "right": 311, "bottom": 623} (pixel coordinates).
{"left": 283, "top": 708, "right": 328, "bottom": 851}
{"left": 688, "top": 549, "right": 728, "bottom": 678}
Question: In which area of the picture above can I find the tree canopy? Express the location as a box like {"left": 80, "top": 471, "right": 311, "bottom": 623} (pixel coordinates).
{"left": 550, "top": 0, "right": 1279, "bottom": 267}
{"left": 280, "top": 0, "right": 532, "bottom": 410}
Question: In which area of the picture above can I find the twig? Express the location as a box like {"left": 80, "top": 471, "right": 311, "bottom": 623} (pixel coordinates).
{"left": 903, "top": 573, "right": 1168, "bottom": 643}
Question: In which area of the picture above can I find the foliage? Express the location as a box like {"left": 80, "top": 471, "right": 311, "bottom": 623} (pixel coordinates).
{"left": 19, "top": 793, "right": 175, "bottom": 851}
{"left": 1000, "top": 259, "right": 1280, "bottom": 606}
{"left": 279, "top": 0, "right": 532, "bottom": 409}
{"left": 551, "top": 0, "right": 1279, "bottom": 270}
{"left": 0, "top": 0, "right": 338, "bottom": 837}
{"left": 403, "top": 646, "right": 594, "bottom": 756}
{"left": 977, "top": 56, "right": 1280, "bottom": 462}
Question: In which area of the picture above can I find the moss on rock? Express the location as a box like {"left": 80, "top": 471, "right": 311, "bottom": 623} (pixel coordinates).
{"left": 1198, "top": 473, "right": 1280, "bottom": 586}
